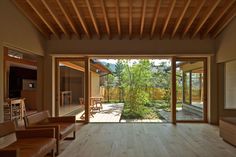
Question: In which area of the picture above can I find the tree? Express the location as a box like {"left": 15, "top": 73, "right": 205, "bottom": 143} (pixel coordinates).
{"left": 114, "top": 60, "right": 125, "bottom": 102}
{"left": 105, "top": 63, "right": 115, "bottom": 102}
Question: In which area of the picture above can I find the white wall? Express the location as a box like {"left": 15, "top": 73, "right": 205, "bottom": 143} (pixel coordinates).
{"left": 0, "top": 0, "right": 46, "bottom": 122}
{"left": 47, "top": 38, "right": 215, "bottom": 56}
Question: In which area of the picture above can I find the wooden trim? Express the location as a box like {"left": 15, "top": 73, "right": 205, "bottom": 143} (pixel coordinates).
{"left": 42, "top": 0, "right": 70, "bottom": 38}
{"left": 115, "top": 0, "right": 121, "bottom": 39}
{"left": 191, "top": 0, "right": 221, "bottom": 38}
{"left": 56, "top": 0, "right": 80, "bottom": 38}
{"left": 101, "top": 0, "right": 111, "bottom": 39}
{"left": 55, "top": 58, "right": 60, "bottom": 117}
{"left": 12, "top": 0, "right": 49, "bottom": 39}
{"left": 86, "top": 0, "right": 101, "bottom": 39}
{"left": 25, "top": 0, "right": 60, "bottom": 38}
{"left": 150, "top": 0, "right": 162, "bottom": 39}
{"left": 161, "top": 0, "right": 176, "bottom": 39}
{"left": 171, "top": 57, "right": 176, "bottom": 124}
{"left": 140, "top": 0, "right": 147, "bottom": 39}
{"left": 171, "top": 0, "right": 191, "bottom": 38}
{"left": 182, "top": 0, "right": 206, "bottom": 38}
{"left": 85, "top": 57, "right": 90, "bottom": 123}
{"left": 129, "top": 0, "right": 133, "bottom": 39}
{"left": 202, "top": 0, "right": 236, "bottom": 38}
{"left": 71, "top": 0, "right": 91, "bottom": 39}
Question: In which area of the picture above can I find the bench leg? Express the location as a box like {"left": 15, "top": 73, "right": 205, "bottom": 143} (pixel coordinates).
{"left": 51, "top": 148, "right": 55, "bottom": 157}
{"left": 55, "top": 140, "right": 60, "bottom": 155}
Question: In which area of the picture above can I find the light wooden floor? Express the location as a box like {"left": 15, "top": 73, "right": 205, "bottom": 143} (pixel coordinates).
{"left": 59, "top": 123, "right": 236, "bottom": 157}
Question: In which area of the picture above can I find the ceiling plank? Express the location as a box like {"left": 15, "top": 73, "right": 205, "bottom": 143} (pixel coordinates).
{"left": 86, "top": 0, "right": 101, "bottom": 39}
{"left": 202, "top": 0, "right": 236, "bottom": 38}
{"left": 212, "top": 7, "right": 236, "bottom": 38}
{"left": 191, "top": 0, "right": 221, "bottom": 38}
{"left": 150, "top": 0, "right": 162, "bottom": 39}
{"left": 182, "top": 0, "right": 206, "bottom": 38}
{"left": 56, "top": 0, "right": 81, "bottom": 39}
{"left": 115, "top": 0, "right": 121, "bottom": 39}
{"left": 171, "top": 0, "right": 191, "bottom": 39}
{"left": 101, "top": 0, "right": 111, "bottom": 39}
{"left": 129, "top": 0, "right": 132, "bottom": 40}
{"left": 41, "top": 0, "right": 70, "bottom": 38}
{"left": 25, "top": 0, "right": 60, "bottom": 38}
{"left": 161, "top": 0, "right": 176, "bottom": 39}
{"left": 140, "top": 0, "right": 147, "bottom": 39}
{"left": 12, "top": 0, "right": 49, "bottom": 39}
{"left": 71, "top": 0, "right": 91, "bottom": 39}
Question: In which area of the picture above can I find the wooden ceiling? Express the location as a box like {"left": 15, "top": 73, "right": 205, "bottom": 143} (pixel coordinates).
{"left": 12, "top": 0, "right": 236, "bottom": 40}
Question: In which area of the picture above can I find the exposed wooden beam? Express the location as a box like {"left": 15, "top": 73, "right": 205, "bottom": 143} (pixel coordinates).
{"left": 86, "top": 0, "right": 101, "bottom": 39}
{"left": 191, "top": 0, "right": 221, "bottom": 38}
{"left": 115, "top": 0, "right": 121, "bottom": 39}
{"left": 140, "top": 0, "right": 147, "bottom": 39}
{"left": 12, "top": 0, "right": 49, "bottom": 39}
{"left": 41, "top": 0, "right": 70, "bottom": 38}
{"left": 212, "top": 7, "right": 236, "bottom": 38}
{"left": 161, "top": 0, "right": 176, "bottom": 39}
{"left": 71, "top": 0, "right": 91, "bottom": 39}
{"left": 101, "top": 0, "right": 111, "bottom": 39}
{"left": 25, "top": 0, "right": 60, "bottom": 38}
{"left": 182, "top": 0, "right": 206, "bottom": 38}
{"left": 202, "top": 0, "right": 236, "bottom": 38}
{"left": 56, "top": 0, "right": 81, "bottom": 38}
{"left": 150, "top": 0, "right": 162, "bottom": 39}
{"left": 171, "top": 0, "right": 191, "bottom": 38}
{"left": 129, "top": 0, "right": 133, "bottom": 39}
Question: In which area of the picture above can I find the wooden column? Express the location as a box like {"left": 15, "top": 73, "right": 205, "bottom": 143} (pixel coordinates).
{"left": 189, "top": 71, "right": 192, "bottom": 105}
{"left": 171, "top": 57, "right": 176, "bottom": 124}
{"left": 84, "top": 57, "right": 90, "bottom": 123}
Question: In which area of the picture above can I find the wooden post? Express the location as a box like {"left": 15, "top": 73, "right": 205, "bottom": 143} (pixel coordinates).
{"left": 84, "top": 57, "right": 90, "bottom": 123}
{"left": 171, "top": 57, "right": 176, "bottom": 124}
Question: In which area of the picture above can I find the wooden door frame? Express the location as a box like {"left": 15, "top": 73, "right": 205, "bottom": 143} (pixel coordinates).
{"left": 173, "top": 57, "right": 208, "bottom": 123}
{"left": 55, "top": 57, "right": 90, "bottom": 123}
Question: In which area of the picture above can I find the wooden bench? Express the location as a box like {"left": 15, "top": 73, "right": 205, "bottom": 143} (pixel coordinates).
{"left": 219, "top": 117, "right": 236, "bottom": 146}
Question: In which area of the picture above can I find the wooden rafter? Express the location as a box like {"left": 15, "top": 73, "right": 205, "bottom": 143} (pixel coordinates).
{"left": 140, "top": 0, "right": 147, "bottom": 39}
{"left": 212, "top": 7, "right": 236, "bottom": 38}
{"left": 182, "top": 0, "right": 206, "bottom": 38}
{"left": 71, "top": 0, "right": 90, "bottom": 39}
{"left": 115, "top": 0, "right": 121, "bottom": 39}
{"left": 86, "top": 0, "right": 101, "bottom": 39}
{"left": 101, "top": 0, "right": 111, "bottom": 39}
{"left": 41, "top": 0, "right": 70, "bottom": 38}
{"left": 171, "top": 0, "right": 191, "bottom": 38}
{"left": 12, "top": 0, "right": 49, "bottom": 39}
{"left": 150, "top": 0, "right": 162, "bottom": 39}
{"left": 191, "top": 0, "right": 221, "bottom": 38}
{"left": 202, "top": 0, "right": 236, "bottom": 37}
{"left": 129, "top": 0, "right": 133, "bottom": 39}
{"left": 56, "top": 0, "right": 80, "bottom": 38}
{"left": 25, "top": 0, "right": 59, "bottom": 38}
{"left": 161, "top": 0, "right": 176, "bottom": 39}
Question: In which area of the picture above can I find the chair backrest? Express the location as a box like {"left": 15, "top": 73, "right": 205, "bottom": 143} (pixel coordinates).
{"left": 25, "top": 110, "right": 50, "bottom": 126}
{"left": 0, "top": 121, "right": 17, "bottom": 149}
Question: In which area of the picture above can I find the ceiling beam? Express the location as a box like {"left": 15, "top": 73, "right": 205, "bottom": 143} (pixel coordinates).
{"left": 129, "top": 0, "right": 133, "bottom": 40}
{"left": 41, "top": 0, "right": 70, "bottom": 38}
{"left": 86, "top": 0, "right": 101, "bottom": 39}
{"left": 115, "top": 0, "right": 121, "bottom": 39}
{"left": 71, "top": 0, "right": 91, "bottom": 39}
{"left": 12, "top": 0, "right": 49, "bottom": 39}
{"left": 56, "top": 0, "right": 80, "bottom": 39}
{"left": 140, "top": 0, "right": 147, "bottom": 39}
{"left": 171, "top": 0, "right": 191, "bottom": 39}
{"left": 212, "top": 7, "right": 236, "bottom": 38}
{"left": 150, "top": 0, "right": 162, "bottom": 39}
{"left": 191, "top": 0, "right": 221, "bottom": 38}
{"left": 161, "top": 0, "right": 176, "bottom": 39}
{"left": 25, "top": 0, "right": 60, "bottom": 38}
{"left": 202, "top": 0, "right": 236, "bottom": 38}
{"left": 182, "top": 0, "right": 206, "bottom": 38}
{"left": 101, "top": 0, "right": 111, "bottom": 39}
